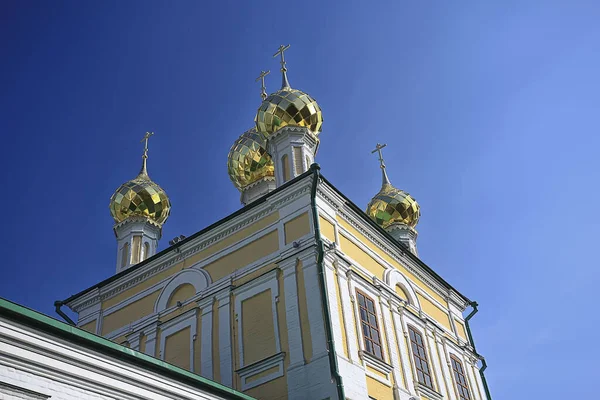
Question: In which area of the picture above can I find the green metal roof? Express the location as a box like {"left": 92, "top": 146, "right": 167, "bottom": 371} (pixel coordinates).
{"left": 0, "top": 297, "right": 255, "bottom": 400}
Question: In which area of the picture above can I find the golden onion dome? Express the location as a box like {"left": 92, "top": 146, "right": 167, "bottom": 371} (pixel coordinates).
{"left": 366, "top": 183, "right": 420, "bottom": 229}
{"left": 109, "top": 133, "right": 171, "bottom": 226}
{"left": 255, "top": 87, "right": 323, "bottom": 135}
{"left": 227, "top": 128, "right": 275, "bottom": 189}
{"left": 366, "top": 144, "right": 420, "bottom": 229}
{"left": 255, "top": 45, "right": 322, "bottom": 135}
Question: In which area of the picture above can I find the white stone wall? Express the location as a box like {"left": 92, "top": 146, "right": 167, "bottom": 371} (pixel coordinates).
{"left": 0, "top": 317, "right": 241, "bottom": 400}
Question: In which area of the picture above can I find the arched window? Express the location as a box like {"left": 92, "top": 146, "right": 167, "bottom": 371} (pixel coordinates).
{"left": 356, "top": 290, "right": 383, "bottom": 360}
{"left": 143, "top": 242, "right": 150, "bottom": 261}
{"left": 121, "top": 242, "right": 130, "bottom": 269}
{"left": 281, "top": 154, "right": 290, "bottom": 182}
{"left": 450, "top": 355, "right": 472, "bottom": 400}
{"left": 131, "top": 236, "right": 142, "bottom": 264}
{"left": 408, "top": 325, "right": 433, "bottom": 389}
{"left": 306, "top": 155, "right": 311, "bottom": 170}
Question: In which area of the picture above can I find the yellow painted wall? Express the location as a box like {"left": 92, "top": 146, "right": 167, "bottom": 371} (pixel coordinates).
{"left": 233, "top": 263, "right": 278, "bottom": 287}
{"left": 79, "top": 319, "right": 96, "bottom": 333}
{"left": 296, "top": 260, "right": 313, "bottom": 363}
{"left": 241, "top": 289, "right": 276, "bottom": 365}
{"left": 319, "top": 216, "right": 336, "bottom": 242}
{"left": 245, "top": 375, "right": 287, "bottom": 400}
{"left": 166, "top": 283, "right": 196, "bottom": 308}
{"left": 101, "top": 290, "right": 160, "bottom": 335}
{"left": 395, "top": 285, "right": 408, "bottom": 301}
{"left": 366, "top": 376, "right": 394, "bottom": 400}
{"left": 246, "top": 366, "right": 280, "bottom": 383}
{"left": 164, "top": 326, "right": 191, "bottom": 370}
{"left": 204, "top": 230, "right": 279, "bottom": 282}
{"left": 284, "top": 212, "right": 310, "bottom": 245}
{"left": 455, "top": 319, "right": 468, "bottom": 341}
{"left": 337, "top": 218, "right": 449, "bottom": 307}
{"left": 366, "top": 365, "right": 388, "bottom": 381}
{"left": 417, "top": 293, "right": 452, "bottom": 332}
{"left": 101, "top": 212, "right": 279, "bottom": 310}
{"left": 339, "top": 233, "right": 386, "bottom": 279}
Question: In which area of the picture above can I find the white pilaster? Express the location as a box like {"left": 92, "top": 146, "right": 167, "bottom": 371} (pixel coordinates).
{"left": 299, "top": 253, "right": 327, "bottom": 357}
{"left": 436, "top": 335, "right": 456, "bottom": 400}
{"left": 215, "top": 289, "right": 232, "bottom": 387}
{"left": 463, "top": 355, "right": 482, "bottom": 400}
{"left": 379, "top": 296, "right": 405, "bottom": 399}
{"left": 394, "top": 307, "right": 416, "bottom": 394}
{"left": 425, "top": 327, "right": 447, "bottom": 398}
{"left": 198, "top": 296, "right": 214, "bottom": 380}
{"left": 280, "top": 257, "right": 304, "bottom": 368}
{"left": 143, "top": 325, "right": 158, "bottom": 357}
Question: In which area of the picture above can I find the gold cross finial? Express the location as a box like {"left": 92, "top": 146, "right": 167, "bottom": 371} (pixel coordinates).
{"left": 273, "top": 44, "right": 291, "bottom": 89}
{"left": 141, "top": 131, "right": 154, "bottom": 157}
{"left": 255, "top": 70, "right": 271, "bottom": 100}
{"left": 371, "top": 143, "right": 391, "bottom": 186}
{"left": 138, "top": 131, "right": 154, "bottom": 178}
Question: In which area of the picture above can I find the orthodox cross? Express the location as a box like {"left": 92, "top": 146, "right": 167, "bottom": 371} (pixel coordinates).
{"left": 273, "top": 44, "right": 291, "bottom": 70}
{"left": 371, "top": 143, "right": 387, "bottom": 168}
{"left": 371, "top": 143, "right": 391, "bottom": 185}
{"left": 273, "top": 44, "right": 291, "bottom": 89}
{"left": 141, "top": 131, "right": 154, "bottom": 158}
{"left": 255, "top": 70, "right": 271, "bottom": 100}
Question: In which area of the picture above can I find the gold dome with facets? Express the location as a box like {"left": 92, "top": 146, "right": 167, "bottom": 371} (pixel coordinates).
{"left": 255, "top": 87, "right": 323, "bottom": 135}
{"left": 255, "top": 44, "right": 323, "bottom": 136}
{"left": 109, "top": 134, "right": 171, "bottom": 226}
{"left": 227, "top": 128, "right": 275, "bottom": 189}
{"left": 366, "top": 144, "right": 420, "bottom": 229}
{"left": 366, "top": 183, "right": 420, "bottom": 229}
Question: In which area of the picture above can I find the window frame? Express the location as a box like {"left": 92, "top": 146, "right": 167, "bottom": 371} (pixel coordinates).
{"left": 450, "top": 354, "right": 472, "bottom": 400}
{"left": 407, "top": 325, "right": 434, "bottom": 389}
{"left": 355, "top": 289, "right": 384, "bottom": 361}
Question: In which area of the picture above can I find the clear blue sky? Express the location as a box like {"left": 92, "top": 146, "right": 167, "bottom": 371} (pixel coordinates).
{"left": 2, "top": 1, "right": 599, "bottom": 398}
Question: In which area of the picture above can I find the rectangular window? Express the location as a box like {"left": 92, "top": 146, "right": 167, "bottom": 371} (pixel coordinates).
{"left": 408, "top": 325, "right": 433, "bottom": 389}
{"left": 450, "top": 355, "right": 471, "bottom": 400}
{"left": 356, "top": 290, "right": 383, "bottom": 360}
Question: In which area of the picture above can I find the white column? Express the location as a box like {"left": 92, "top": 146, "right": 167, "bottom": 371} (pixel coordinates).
{"left": 463, "top": 355, "right": 482, "bottom": 400}
{"left": 216, "top": 290, "right": 233, "bottom": 387}
{"left": 379, "top": 296, "right": 404, "bottom": 397}
{"left": 436, "top": 334, "right": 456, "bottom": 400}
{"left": 395, "top": 307, "right": 416, "bottom": 394}
{"left": 143, "top": 325, "right": 158, "bottom": 357}
{"left": 425, "top": 327, "right": 448, "bottom": 398}
{"left": 198, "top": 296, "right": 214, "bottom": 380}
{"left": 281, "top": 257, "right": 305, "bottom": 368}
{"left": 300, "top": 254, "right": 327, "bottom": 357}
{"left": 338, "top": 264, "right": 359, "bottom": 362}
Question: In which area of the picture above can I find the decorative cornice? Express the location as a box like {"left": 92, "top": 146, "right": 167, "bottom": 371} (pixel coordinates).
{"left": 69, "top": 177, "right": 314, "bottom": 313}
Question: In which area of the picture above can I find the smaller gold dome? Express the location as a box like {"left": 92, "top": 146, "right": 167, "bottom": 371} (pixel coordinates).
{"left": 109, "top": 173, "right": 171, "bottom": 226}
{"left": 366, "top": 183, "right": 420, "bottom": 229}
{"left": 255, "top": 88, "right": 323, "bottom": 135}
{"left": 227, "top": 128, "right": 275, "bottom": 189}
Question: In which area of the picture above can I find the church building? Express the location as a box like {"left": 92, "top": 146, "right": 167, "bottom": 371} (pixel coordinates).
{"left": 55, "top": 45, "right": 491, "bottom": 400}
